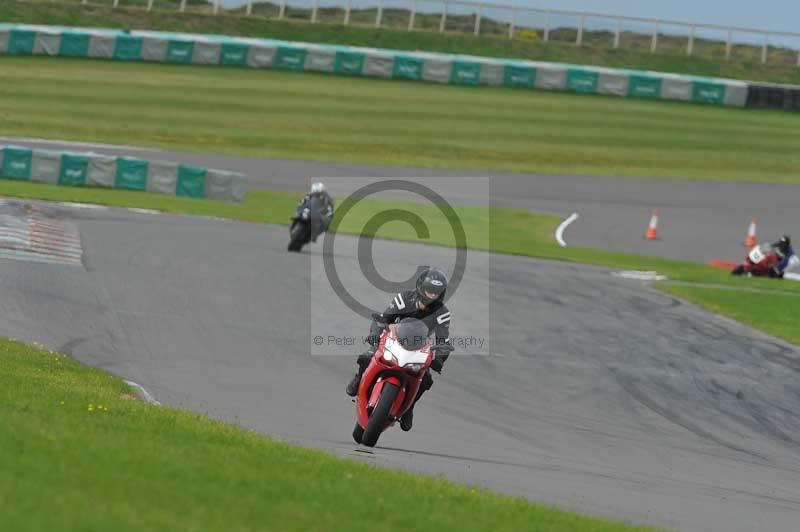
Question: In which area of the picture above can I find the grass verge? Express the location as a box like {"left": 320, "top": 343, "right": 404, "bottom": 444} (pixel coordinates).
{"left": 0, "top": 337, "right": 659, "bottom": 531}
{"left": 4, "top": 0, "right": 800, "bottom": 85}
{"left": 655, "top": 284, "right": 800, "bottom": 345}
{"left": 2, "top": 57, "right": 800, "bottom": 183}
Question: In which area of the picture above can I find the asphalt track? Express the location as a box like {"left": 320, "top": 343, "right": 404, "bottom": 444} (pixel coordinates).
{"left": 5, "top": 138, "right": 799, "bottom": 265}
{"left": 0, "top": 200, "right": 798, "bottom": 532}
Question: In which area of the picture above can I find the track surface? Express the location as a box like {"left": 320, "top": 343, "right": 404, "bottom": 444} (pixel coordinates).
{"left": 0, "top": 201, "right": 798, "bottom": 531}
{"left": 5, "top": 138, "right": 799, "bottom": 264}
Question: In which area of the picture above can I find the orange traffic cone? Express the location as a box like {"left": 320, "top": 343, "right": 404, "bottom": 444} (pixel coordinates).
{"left": 645, "top": 208, "right": 659, "bottom": 240}
{"left": 744, "top": 217, "right": 757, "bottom": 247}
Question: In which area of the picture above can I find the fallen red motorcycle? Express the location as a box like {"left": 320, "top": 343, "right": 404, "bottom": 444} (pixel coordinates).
{"left": 352, "top": 318, "right": 433, "bottom": 447}
{"left": 731, "top": 243, "right": 781, "bottom": 277}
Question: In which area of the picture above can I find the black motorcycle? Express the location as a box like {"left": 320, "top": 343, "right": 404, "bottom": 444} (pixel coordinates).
{"left": 288, "top": 196, "right": 326, "bottom": 252}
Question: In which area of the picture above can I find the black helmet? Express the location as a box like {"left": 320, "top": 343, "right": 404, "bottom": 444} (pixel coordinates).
{"left": 416, "top": 267, "right": 447, "bottom": 306}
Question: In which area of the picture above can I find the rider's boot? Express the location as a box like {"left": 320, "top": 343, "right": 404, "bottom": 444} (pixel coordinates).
{"left": 345, "top": 351, "right": 374, "bottom": 397}
{"left": 400, "top": 408, "right": 414, "bottom": 431}
{"left": 400, "top": 371, "right": 433, "bottom": 431}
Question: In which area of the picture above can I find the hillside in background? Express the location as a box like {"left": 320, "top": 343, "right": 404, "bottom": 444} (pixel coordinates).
{"left": 3, "top": 0, "right": 800, "bottom": 84}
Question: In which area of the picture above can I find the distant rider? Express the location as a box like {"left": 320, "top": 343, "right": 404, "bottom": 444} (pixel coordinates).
{"left": 295, "top": 182, "right": 334, "bottom": 241}
{"left": 770, "top": 235, "right": 795, "bottom": 278}
{"left": 345, "top": 267, "right": 453, "bottom": 432}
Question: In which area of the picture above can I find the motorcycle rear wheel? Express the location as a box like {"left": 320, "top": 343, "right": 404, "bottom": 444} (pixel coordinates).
{"left": 361, "top": 383, "right": 399, "bottom": 447}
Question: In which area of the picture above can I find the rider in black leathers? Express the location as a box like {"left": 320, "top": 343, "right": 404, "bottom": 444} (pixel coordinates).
{"left": 294, "top": 182, "right": 334, "bottom": 242}
{"left": 345, "top": 267, "right": 453, "bottom": 432}
{"left": 770, "top": 235, "right": 795, "bottom": 278}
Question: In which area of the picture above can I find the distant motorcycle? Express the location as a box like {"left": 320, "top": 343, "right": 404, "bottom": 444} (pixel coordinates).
{"left": 731, "top": 243, "right": 781, "bottom": 277}
{"left": 352, "top": 318, "right": 433, "bottom": 447}
{"left": 287, "top": 196, "right": 326, "bottom": 252}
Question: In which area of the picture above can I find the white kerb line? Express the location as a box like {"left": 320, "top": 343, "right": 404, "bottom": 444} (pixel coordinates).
{"left": 555, "top": 212, "right": 579, "bottom": 247}
{"left": 124, "top": 380, "right": 162, "bottom": 405}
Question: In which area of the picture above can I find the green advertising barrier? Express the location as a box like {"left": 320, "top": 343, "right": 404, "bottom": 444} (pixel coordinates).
{"left": 692, "top": 81, "right": 726, "bottom": 105}
{"left": 503, "top": 65, "right": 537, "bottom": 88}
{"left": 567, "top": 69, "right": 599, "bottom": 93}
{"left": 1, "top": 147, "right": 33, "bottom": 180}
{"left": 59, "top": 154, "right": 89, "bottom": 186}
{"left": 113, "top": 35, "right": 143, "bottom": 61}
{"left": 393, "top": 55, "right": 423, "bottom": 81}
{"left": 334, "top": 51, "right": 365, "bottom": 75}
{"left": 115, "top": 157, "right": 149, "bottom": 191}
{"left": 451, "top": 60, "right": 481, "bottom": 86}
{"left": 274, "top": 46, "right": 307, "bottom": 71}
{"left": 167, "top": 40, "right": 194, "bottom": 64}
{"left": 220, "top": 42, "right": 249, "bottom": 67}
{"left": 0, "top": 145, "right": 246, "bottom": 202}
{"left": 628, "top": 75, "right": 662, "bottom": 99}
{"left": 8, "top": 29, "right": 35, "bottom": 55}
{"left": 176, "top": 165, "right": 207, "bottom": 198}
{"left": 0, "top": 24, "right": 756, "bottom": 109}
{"left": 59, "top": 32, "right": 90, "bottom": 58}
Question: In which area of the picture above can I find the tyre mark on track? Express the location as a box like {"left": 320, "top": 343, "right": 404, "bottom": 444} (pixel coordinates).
{"left": 608, "top": 366, "right": 767, "bottom": 461}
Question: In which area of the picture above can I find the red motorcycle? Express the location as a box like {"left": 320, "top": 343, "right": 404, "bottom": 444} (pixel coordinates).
{"left": 731, "top": 243, "right": 781, "bottom": 277}
{"left": 352, "top": 318, "right": 433, "bottom": 447}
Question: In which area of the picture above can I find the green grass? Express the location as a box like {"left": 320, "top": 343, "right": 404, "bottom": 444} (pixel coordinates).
{"left": 4, "top": 179, "right": 800, "bottom": 298}
{"left": 656, "top": 284, "right": 800, "bottom": 345}
{"left": 5, "top": 0, "right": 800, "bottom": 85}
{"left": 0, "top": 337, "right": 659, "bottom": 531}
{"left": 3, "top": 57, "right": 800, "bottom": 183}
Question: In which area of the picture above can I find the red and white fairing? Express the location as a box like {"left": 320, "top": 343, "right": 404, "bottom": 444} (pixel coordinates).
{"left": 355, "top": 324, "right": 433, "bottom": 435}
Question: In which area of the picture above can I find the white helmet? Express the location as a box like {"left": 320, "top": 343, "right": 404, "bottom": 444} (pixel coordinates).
{"left": 310, "top": 182, "right": 326, "bottom": 194}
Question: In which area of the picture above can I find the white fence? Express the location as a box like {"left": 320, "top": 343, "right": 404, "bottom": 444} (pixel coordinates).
{"left": 75, "top": 0, "right": 800, "bottom": 66}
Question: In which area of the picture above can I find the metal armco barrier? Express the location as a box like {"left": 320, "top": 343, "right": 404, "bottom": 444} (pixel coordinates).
{"left": 0, "top": 145, "right": 247, "bottom": 203}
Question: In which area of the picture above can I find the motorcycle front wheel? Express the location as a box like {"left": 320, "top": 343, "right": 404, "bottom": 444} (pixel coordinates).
{"left": 287, "top": 221, "right": 309, "bottom": 252}
{"left": 352, "top": 422, "right": 364, "bottom": 444}
{"left": 361, "top": 382, "right": 399, "bottom": 447}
